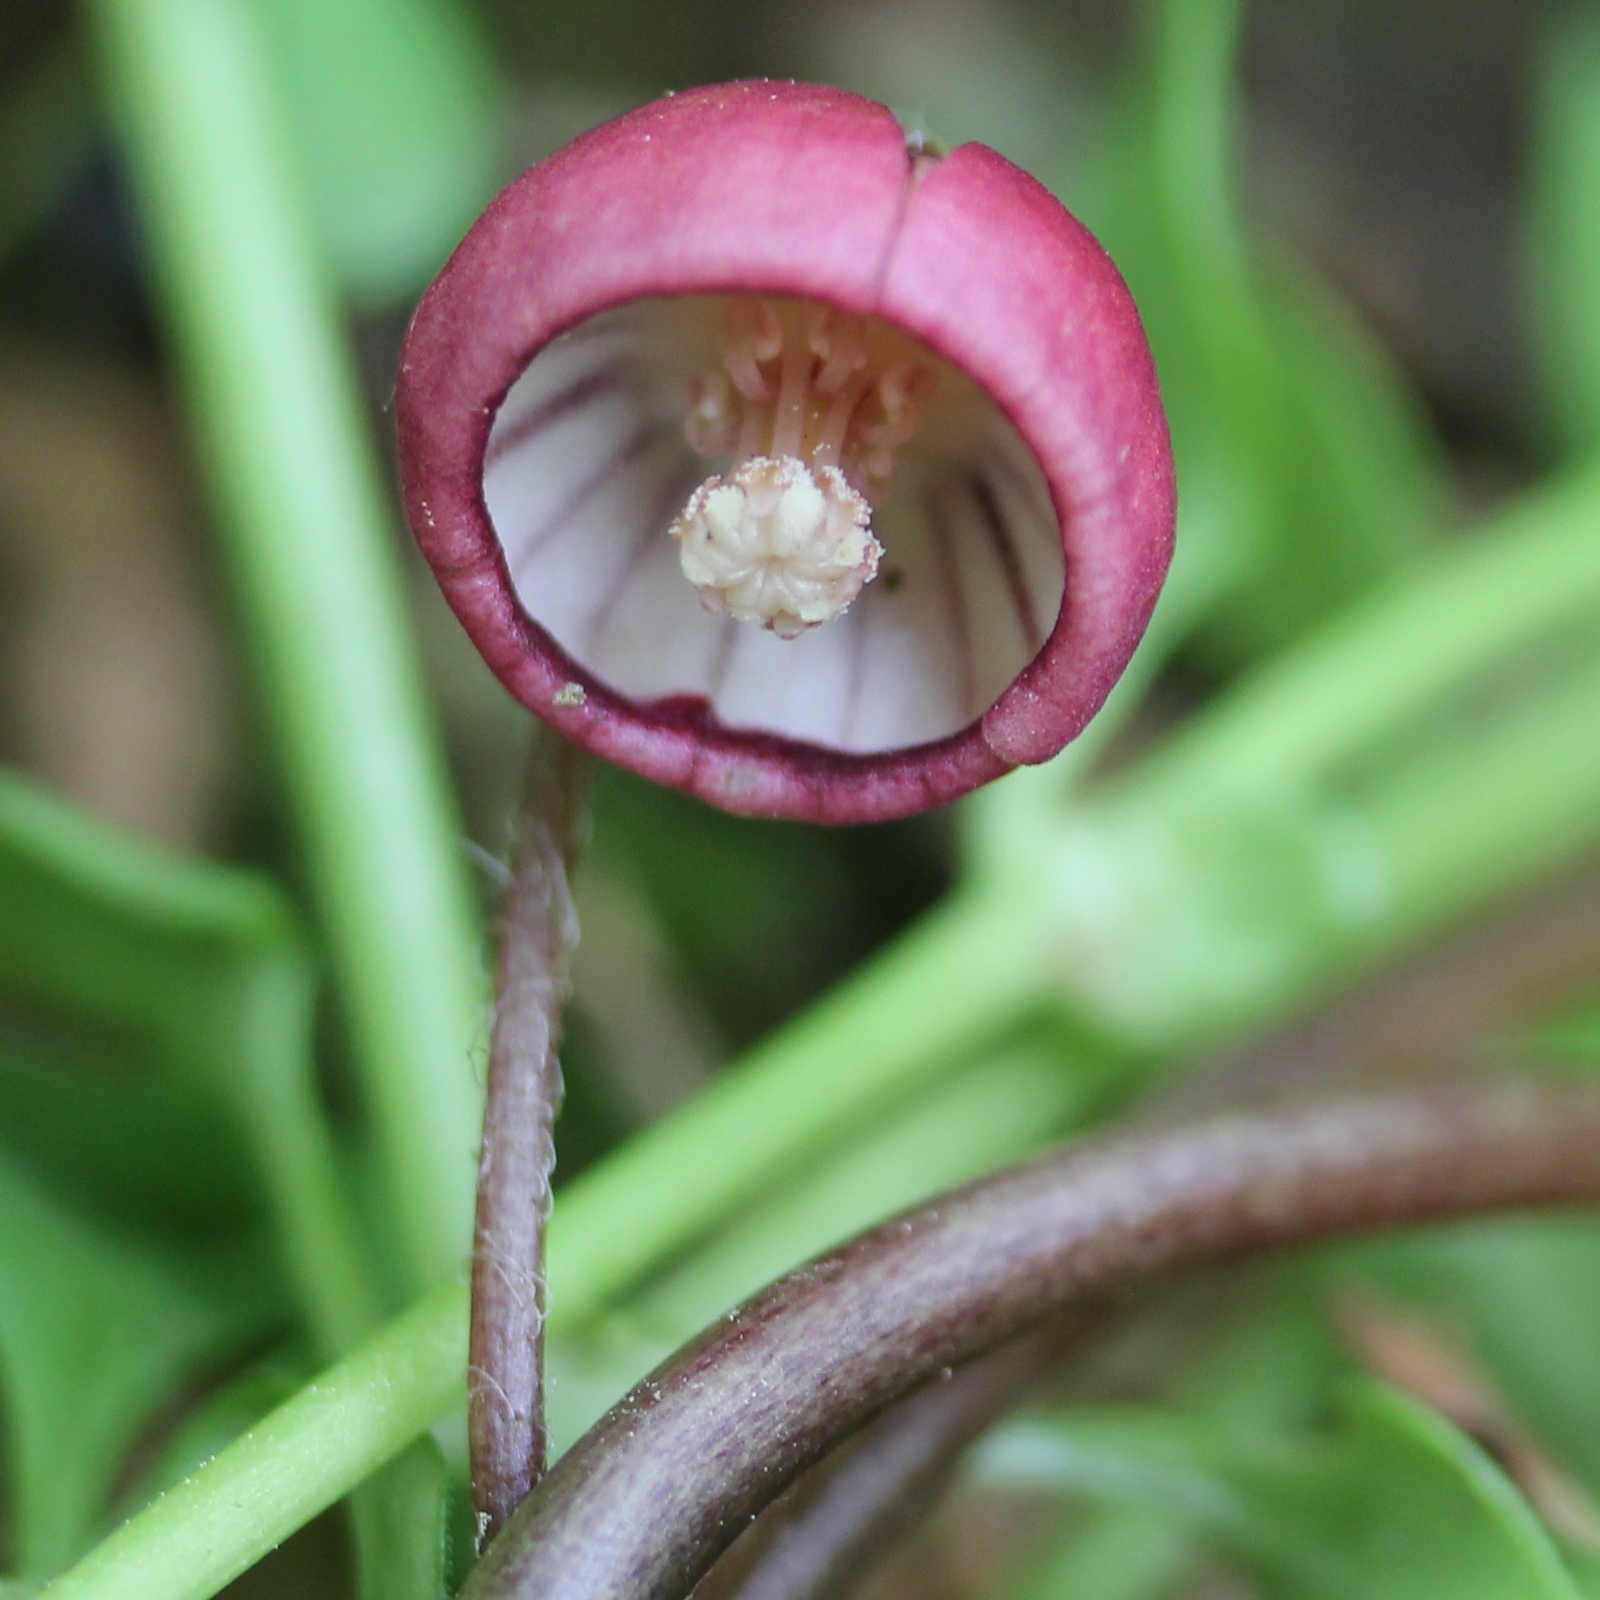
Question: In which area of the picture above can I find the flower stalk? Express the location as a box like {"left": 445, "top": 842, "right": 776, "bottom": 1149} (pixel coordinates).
{"left": 471, "top": 733, "right": 588, "bottom": 1546}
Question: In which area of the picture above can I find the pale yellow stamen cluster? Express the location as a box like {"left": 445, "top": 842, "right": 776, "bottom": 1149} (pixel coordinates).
{"left": 670, "top": 299, "right": 934, "bottom": 637}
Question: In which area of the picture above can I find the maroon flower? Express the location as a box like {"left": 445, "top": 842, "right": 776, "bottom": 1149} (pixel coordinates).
{"left": 398, "top": 81, "right": 1174, "bottom": 823}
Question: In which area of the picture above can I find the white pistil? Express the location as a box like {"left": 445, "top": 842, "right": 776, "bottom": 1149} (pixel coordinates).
{"left": 673, "top": 298, "right": 931, "bottom": 638}
{"left": 671, "top": 456, "right": 880, "bottom": 639}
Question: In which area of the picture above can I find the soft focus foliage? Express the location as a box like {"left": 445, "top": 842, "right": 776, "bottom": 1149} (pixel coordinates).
{"left": 3, "top": 1, "right": 1600, "bottom": 1598}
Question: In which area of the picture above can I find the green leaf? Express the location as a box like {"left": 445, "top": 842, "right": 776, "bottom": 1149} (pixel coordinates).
{"left": 1066, "top": 0, "right": 1443, "bottom": 666}
{"left": 0, "top": 769, "right": 280, "bottom": 1225}
{"left": 982, "top": 1381, "right": 1582, "bottom": 1600}
{"left": 0, "top": 769, "right": 378, "bottom": 1358}
{"left": 1005, "top": 1504, "right": 1200, "bottom": 1600}
{"left": 1243, "top": 1383, "right": 1581, "bottom": 1600}
{"left": 1528, "top": 6, "right": 1600, "bottom": 457}
{"left": 0, "top": 769, "right": 394, "bottom": 1580}
{"left": 1341, "top": 1217, "right": 1600, "bottom": 1491}
{"left": 0, "top": 1140, "right": 276, "bottom": 1580}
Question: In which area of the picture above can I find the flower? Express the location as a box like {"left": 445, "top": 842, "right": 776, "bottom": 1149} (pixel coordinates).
{"left": 397, "top": 81, "right": 1174, "bottom": 823}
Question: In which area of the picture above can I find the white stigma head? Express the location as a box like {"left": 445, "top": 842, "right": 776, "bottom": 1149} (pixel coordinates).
{"left": 671, "top": 456, "right": 882, "bottom": 640}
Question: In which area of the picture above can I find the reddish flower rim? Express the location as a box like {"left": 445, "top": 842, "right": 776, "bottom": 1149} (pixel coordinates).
{"left": 398, "top": 80, "right": 1175, "bottom": 823}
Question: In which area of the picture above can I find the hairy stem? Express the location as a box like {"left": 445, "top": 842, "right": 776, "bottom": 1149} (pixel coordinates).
{"left": 465, "top": 1078, "right": 1600, "bottom": 1600}
{"left": 472, "top": 735, "right": 588, "bottom": 1546}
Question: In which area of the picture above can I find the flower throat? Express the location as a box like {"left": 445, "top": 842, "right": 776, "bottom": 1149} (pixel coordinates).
{"left": 670, "top": 297, "right": 935, "bottom": 640}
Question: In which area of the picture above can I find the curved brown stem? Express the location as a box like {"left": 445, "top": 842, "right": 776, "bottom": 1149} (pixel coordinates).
{"left": 695, "top": 1327, "right": 1065, "bottom": 1600}
{"left": 462, "top": 1076, "right": 1600, "bottom": 1600}
{"left": 469, "top": 732, "right": 588, "bottom": 1548}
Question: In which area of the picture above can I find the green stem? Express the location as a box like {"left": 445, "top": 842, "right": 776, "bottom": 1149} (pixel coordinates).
{"left": 232, "top": 947, "right": 383, "bottom": 1358}
{"left": 544, "top": 889, "right": 1052, "bottom": 1331}
{"left": 1364, "top": 638, "right": 1600, "bottom": 944}
{"left": 86, "top": 0, "right": 483, "bottom": 1299}
{"left": 36, "top": 1287, "right": 467, "bottom": 1600}
{"left": 1138, "top": 466, "right": 1600, "bottom": 804}
{"left": 627, "top": 1044, "right": 1098, "bottom": 1351}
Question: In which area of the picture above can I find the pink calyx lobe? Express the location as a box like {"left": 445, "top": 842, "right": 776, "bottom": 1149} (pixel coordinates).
{"left": 397, "top": 81, "right": 1175, "bottom": 823}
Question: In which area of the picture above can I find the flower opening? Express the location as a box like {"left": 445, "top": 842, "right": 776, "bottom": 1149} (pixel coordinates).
{"left": 481, "top": 292, "right": 1063, "bottom": 755}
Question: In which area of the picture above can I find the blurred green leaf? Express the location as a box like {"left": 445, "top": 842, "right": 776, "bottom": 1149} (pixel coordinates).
{"left": 1066, "top": 0, "right": 1445, "bottom": 665}
{"left": 242, "top": 0, "right": 505, "bottom": 303}
{"left": 1004, "top": 1504, "right": 1200, "bottom": 1600}
{"left": 0, "top": 770, "right": 282, "bottom": 1227}
{"left": 0, "top": 771, "right": 406, "bottom": 1593}
{"left": 1528, "top": 6, "right": 1600, "bottom": 457}
{"left": 1246, "top": 1383, "right": 1581, "bottom": 1600}
{"left": 1341, "top": 1218, "right": 1600, "bottom": 1493}
{"left": 0, "top": 1140, "right": 276, "bottom": 1580}
{"left": 984, "top": 1381, "right": 1582, "bottom": 1600}
{"left": 0, "top": 766, "right": 379, "bottom": 1370}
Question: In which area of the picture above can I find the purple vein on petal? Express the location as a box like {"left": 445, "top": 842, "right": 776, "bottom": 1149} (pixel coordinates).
{"left": 707, "top": 613, "right": 740, "bottom": 703}
{"left": 926, "top": 485, "right": 977, "bottom": 722}
{"left": 486, "top": 364, "right": 628, "bottom": 470}
{"left": 585, "top": 465, "right": 701, "bottom": 655}
{"left": 512, "top": 426, "right": 672, "bottom": 578}
{"left": 965, "top": 471, "right": 1042, "bottom": 657}
{"left": 985, "top": 446, "right": 1065, "bottom": 636}
{"left": 985, "top": 439, "right": 1057, "bottom": 537}
{"left": 839, "top": 598, "right": 872, "bottom": 749}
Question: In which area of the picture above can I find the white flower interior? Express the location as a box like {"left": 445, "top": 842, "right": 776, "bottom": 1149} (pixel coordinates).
{"left": 482, "top": 295, "right": 1065, "bottom": 754}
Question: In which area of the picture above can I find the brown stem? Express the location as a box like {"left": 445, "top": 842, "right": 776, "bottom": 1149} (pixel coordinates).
{"left": 461, "top": 1076, "right": 1600, "bottom": 1600}
{"left": 469, "top": 732, "right": 588, "bottom": 1549}
{"left": 693, "top": 1327, "right": 1066, "bottom": 1600}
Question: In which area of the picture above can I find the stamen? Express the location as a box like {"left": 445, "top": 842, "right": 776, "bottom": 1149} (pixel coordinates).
{"left": 814, "top": 369, "right": 870, "bottom": 471}
{"left": 684, "top": 369, "right": 739, "bottom": 455}
{"left": 809, "top": 308, "right": 869, "bottom": 397}
{"left": 855, "top": 362, "right": 936, "bottom": 450}
{"left": 723, "top": 301, "right": 782, "bottom": 400}
{"left": 770, "top": 334, "right": 811, "bottom": 461}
